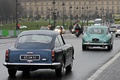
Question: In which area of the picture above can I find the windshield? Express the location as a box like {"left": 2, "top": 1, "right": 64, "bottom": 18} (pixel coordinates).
{"left": 89, "top": 28, "right": 104, "bottom": 34}
{"left": 15, "top": 34, "right": 52, "bottom": 49}
{"left": 110, "top": 26, "right": 116, "bottom": 28}
{"left": 117, "top": 26, "right": 120, "bottom": 29}
{"left": 94, "top": 20, "right": 102, "bottom": 24}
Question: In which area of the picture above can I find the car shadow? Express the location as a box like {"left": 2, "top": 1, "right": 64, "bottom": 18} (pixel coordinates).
{"left": 7, "top": 70, "right": 73, "bottom": 80}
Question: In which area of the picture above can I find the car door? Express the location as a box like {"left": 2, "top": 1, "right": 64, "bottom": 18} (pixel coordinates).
{"left": 58, "top": 35, "right": 73, "bottom": 67}
{"left": 54, "top": 36, "right": 63, "bottom": 62}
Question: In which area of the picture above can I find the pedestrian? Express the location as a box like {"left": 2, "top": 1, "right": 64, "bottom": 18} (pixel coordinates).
{"left": 60, "top": 26, "right": 63, "bottom": 34}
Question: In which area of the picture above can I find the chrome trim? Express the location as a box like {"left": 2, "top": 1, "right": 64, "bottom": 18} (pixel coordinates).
{"left": 3, "top": 62, "right": 61, "bottom": 66}
{"left": 27, "top": 52, "right": 33, "bottom": 54}
{"left": 20, "top": 55, "right": 40, "bottom": 61}
{"left": 83, "top": 43, "right": 109, "bottom": 45}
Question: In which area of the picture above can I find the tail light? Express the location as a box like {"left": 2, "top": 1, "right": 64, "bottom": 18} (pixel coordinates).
{"left": 5, "top": 50, "right": 9, "bottom": 62}
{"left": 51, "top": 50, "right": 55, "bottom": 61}
{"left": 76, "top": 30, "right": 79, "bottom": 32}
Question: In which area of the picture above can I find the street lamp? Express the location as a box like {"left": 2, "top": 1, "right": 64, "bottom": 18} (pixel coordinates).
{"left": 53, "top": 0, "right": 56, "bottom": 28}
{"left": 62, "top": 2, "right": 65, "bottom": 27}
{"left": 81, "top": 7, "right": 84, "bottom": 26}
{"left": 76, "top": 6, "right": 78, "bottom": 21}
{"left": 48, "top": 8, "right": 51, "bottom": 25}
{"left": 69, "top": 5, "right": 72, "bottom": 26}
{"left": 86, "top": 6, "right": 88, "bottom": 26}
{"left": 16, "top": 0, "right": 19, "bottom": 30}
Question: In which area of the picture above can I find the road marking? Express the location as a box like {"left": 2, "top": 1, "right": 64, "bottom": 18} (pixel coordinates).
{"left": 87, "top": 51, "right": 120, "bottom": 80}
{"left": 1, "top": 44, "right": 5, "bottom": 46}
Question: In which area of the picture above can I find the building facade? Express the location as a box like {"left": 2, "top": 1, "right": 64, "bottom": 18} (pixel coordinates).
{"left": 20, "top": 0, "right": 120, "bottom": 19}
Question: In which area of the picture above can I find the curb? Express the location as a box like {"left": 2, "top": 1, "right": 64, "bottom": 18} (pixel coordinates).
{"left": 87, "top": 51, "right": 120, "bottom": 80}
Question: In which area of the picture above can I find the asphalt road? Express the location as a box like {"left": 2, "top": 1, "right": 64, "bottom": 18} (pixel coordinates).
{"left": 0, "top": 33, "right": 120, "bottom": 80}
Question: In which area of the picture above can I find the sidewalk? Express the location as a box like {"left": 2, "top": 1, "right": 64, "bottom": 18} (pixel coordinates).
{"left": 96, "top": 56, "right": 120, "bottom": 80}
{"left": 88, "top": 52, "right": 120, "bottom": 80}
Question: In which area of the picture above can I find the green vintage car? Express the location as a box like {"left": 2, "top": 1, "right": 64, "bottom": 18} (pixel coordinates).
{"left": 82, "top": 25, "right": 113, "bottom": 50}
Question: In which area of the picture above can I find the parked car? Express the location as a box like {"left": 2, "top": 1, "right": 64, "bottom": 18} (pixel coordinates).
{"left": 55, "top": 26, "right": 66, "bottom": 34}
{"left": 20, "top": 25, "right": 27, "bottom": 29}
{"left": 115, "top": 25, "right": 120, "bottom": 37}
{"left": 109, "top": 24, "right": 117, "bottom": 33}
{"left": 82, "top": 25, "right": 113, "bottom": 50}
{"left": 3, "top": 30, "right": 74, "bottom": 77}
{"left": 40, "top": 26, "right": 49, "bottom": 30}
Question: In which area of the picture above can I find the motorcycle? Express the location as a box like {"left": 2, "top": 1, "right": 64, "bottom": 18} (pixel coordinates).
{"left": 75, "top": 29, "right": 80, "bottom": 37}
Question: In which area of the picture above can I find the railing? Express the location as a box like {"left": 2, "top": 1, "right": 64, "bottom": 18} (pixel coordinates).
{"left": 0, "top": 30, "right": 22, "bottom": 37}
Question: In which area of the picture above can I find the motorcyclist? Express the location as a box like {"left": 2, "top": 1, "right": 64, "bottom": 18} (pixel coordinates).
{"left": 75, "top": 23, "right": 81, "bottom": 34}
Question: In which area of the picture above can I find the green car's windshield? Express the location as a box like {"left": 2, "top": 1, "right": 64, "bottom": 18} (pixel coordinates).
{"left": 89, "top": 28, "right": 104, "bottom": 34}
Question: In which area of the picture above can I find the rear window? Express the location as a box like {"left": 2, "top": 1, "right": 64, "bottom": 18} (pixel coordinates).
{"left": 117, "top": 26, "right": 120, "bottom": 29}
{"left": 110, "top": 26, "right": 116, "bottom": 28}
{"left": 15, "top": 34, "right": 52, "bottom": 49}
{"left": 89, "top": 28, "right": 104, "bottom": 34}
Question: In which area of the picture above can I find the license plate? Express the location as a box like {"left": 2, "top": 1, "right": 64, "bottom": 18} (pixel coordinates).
{"left": 20, "top": 55, "right": 40, "bottom": 61}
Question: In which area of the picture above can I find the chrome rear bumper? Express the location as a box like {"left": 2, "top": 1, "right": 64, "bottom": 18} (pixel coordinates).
{"left": 3, "top": 62, "right": 61, "bottom": 69}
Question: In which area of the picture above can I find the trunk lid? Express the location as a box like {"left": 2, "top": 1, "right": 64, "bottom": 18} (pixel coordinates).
{"left": 9, "top": 49, "right": 52, "bottom": 63}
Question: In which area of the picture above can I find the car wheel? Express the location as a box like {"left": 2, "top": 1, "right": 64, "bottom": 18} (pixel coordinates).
{"left": 107, "top": 45, "right": 112, "bottom": 50}
{"left": 8, "top": 69, "right": 17, "bottom": 77}
{"left": 111, "top": 45, "right": 113, "bottom": 49}
{"left": 66, "top": 59, "right": 73, "bottom": 72}
{"left": 82, "top": 45, "right": 86, "bottom": 50}
{"left": 55, "top": 61, "right": 65, "bottom": 77}
{"left": 116, "top": 35, "right": 118, "bottom": 37}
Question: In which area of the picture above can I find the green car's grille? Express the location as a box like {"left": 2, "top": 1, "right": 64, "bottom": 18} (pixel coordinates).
{"left": 92, "top": 38, "right": 99, "bottom": 42}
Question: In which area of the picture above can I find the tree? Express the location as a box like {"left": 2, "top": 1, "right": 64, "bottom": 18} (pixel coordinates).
{"left": 0, "top": 0, "right": 24, "bottom": 23}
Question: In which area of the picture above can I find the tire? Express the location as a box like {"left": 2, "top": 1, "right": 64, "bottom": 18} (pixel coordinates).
{"left": 55, "top": 61, "right": 65, "bottom": 77}
{"left": 116, "top": 35, "right": 118, "bottom": 37}
{"left": 107, "top": 45, "right": 112, "bottom": 50}
{"left": 111, "top": 45, "right": 113, "bottom": 50}
{"left": 66, "top": 59, "right": 73, "bottom": 72}
{"left": 76, "top": 34, "right": 79, "bottom": 37}
{"left": 8, "top": 69, "right": 17, "bottom": 77}
{"left": 82, "top": 45, "right": 86, "bottom": 50}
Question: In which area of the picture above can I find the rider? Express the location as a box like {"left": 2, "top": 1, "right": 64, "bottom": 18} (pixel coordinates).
{"left": 75, "top": 23, "right": 81, "bottom": 33}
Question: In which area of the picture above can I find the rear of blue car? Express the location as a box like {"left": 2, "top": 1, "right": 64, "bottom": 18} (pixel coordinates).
{"left": 4, "top": 49, "right": 61, "bottom": 70}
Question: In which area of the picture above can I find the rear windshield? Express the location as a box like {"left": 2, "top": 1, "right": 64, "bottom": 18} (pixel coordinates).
{"left": 110, "top": 26, "right": 116, "bottom": 28}
{"left": 89, "top": 28, "right": 104, "bottom": 34}
{"left": 15, "top": 34, "right": 52, "bottom": 49}
{"left": 94, "top": 20, "right": 102, "bottom": 24}
{"left": 117, "top": 26, "right": 120, "bottom": 29}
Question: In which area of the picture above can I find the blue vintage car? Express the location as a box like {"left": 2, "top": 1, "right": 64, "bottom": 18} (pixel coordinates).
{"left": 3, "top": 30, "right": 74, "bottom": 77}
{"left": 82, "top": 25, "right": 113, "bottom": 50}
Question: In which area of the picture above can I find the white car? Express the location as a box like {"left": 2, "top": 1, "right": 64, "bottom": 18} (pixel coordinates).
{"left": 115, "top": 25, "right": 120, "bottom": 37}
{"left": 20, "top": 25, "right": 27, "bottom": 28}
{"left": 94, "top": 18, "right": 102, "bottom": 26}
{"left": 55, "top": 26, "right": 65, "bottom": 34}
{"left": 109, "top": 25, "right": 117, "bottom": 33}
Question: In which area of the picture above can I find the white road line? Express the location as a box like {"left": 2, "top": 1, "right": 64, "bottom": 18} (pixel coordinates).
{"left": 1, "top": 44, "right": 5, "bottom": 46}
{"left": 87, "top": 52, "right": 120, "bottom": 80}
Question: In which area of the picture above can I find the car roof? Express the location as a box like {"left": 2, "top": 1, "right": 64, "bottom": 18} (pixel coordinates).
{"left": 110, "top": 24, "right": 117, "bottom": 26}
{"left": 88, "top": 25, "right": 108, "bottom": 29}
{"left": 18, "top": 30, "right": 59, "bottom": 37}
